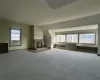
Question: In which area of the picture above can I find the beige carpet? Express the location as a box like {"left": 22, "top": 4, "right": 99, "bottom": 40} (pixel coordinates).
{"left": 0, "top": 49, "right": 100, "bottom": 80}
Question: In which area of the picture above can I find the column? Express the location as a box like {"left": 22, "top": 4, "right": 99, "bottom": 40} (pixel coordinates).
{"left": 98, "top": 24, "right": 100, "bottom": 56}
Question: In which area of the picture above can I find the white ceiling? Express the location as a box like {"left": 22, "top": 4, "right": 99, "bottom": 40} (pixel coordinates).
{"left": 0, "top": 0, "right": 100, "bottom": 26}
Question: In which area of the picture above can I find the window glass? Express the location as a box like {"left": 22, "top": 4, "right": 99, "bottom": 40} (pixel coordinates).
{"left": 66, "top": 34, "right": 78, "bottom": 43}
{"left": 79, "top": 34, "right": 95, "bottom": 44}
{"left": 10, "top": 29, "right": 21, "bottom": 46}
{"left": 11, "top": 29, "right": 21, "bottom": 41}
{"left": 56, "top": 35, "right": 65, "bottom": 42}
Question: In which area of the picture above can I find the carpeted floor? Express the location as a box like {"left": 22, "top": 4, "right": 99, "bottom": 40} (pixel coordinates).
{"left": 0, "top": 49, "right": 100, "bottom": 80}
{"left": 29, "top": 48, "right": 49, "bottom": 53}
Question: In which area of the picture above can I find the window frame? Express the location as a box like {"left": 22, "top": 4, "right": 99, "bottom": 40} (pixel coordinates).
{"left": 78, "top": 33, "right": 96, "bottom": 45}
{"left": 9, "top": 28, "right": 22, "bottom": 47}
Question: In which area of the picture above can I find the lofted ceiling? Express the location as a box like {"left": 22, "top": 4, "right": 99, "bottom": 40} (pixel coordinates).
{"left": 0, "top": 0, "right": 100, "bottom": 26}
{"left": 50, "top": 24, "right": 98, "bottom": 32}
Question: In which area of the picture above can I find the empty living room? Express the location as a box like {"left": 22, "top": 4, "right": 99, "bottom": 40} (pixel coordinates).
{"left": 0, "top": 0, "right": 100, "bottom": 80}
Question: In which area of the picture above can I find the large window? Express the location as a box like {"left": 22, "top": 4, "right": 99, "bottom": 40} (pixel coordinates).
{"left": 66, "top": 34, "right": 78, "bottom": 43}
{"left": 10, "top": 28, "right": 21, "bottom": 46}
{"left": 56, "top": 33, "right": 96, "bottom": 44}
{"left": 56, "top": 35, "right": 65, "bottom": 42}
{"left": 79, "top": 33, "right": 95, "bottom": 44}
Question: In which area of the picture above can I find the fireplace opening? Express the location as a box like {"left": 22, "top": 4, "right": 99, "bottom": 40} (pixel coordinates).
{"left": 37, "top": 42, "right": 42, "bottom": 48}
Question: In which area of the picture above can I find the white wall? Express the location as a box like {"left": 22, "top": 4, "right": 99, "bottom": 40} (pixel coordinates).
{"left": 34, "top": 26, "right": 43, "bottom": 39}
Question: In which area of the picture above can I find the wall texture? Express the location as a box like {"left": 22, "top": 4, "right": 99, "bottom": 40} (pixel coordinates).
{"left": 34, "top": 26, "right": 43, "bottom": 39}
{"left": 0, "top": 19, "right": 30, "bottom": 50}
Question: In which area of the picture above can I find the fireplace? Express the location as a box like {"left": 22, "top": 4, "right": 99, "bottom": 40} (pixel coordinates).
{"left": 34, "top": 39, "right": 44, "bottom": 50}
{"left": 37, "top": 42, "right": 43, "bottom": 48}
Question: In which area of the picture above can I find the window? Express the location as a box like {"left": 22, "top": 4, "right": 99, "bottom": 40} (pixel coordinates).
{"left": 56, "top": 35, "right": 65, "bottom": 42}
{"left": 79, "top": 33, "right": 95, "bottom": 44}
{"left": 66, "top": 34, "right": 78, "bottom": 43}
{"left": 10, "top": 29, "right": 21, "bottom": 46}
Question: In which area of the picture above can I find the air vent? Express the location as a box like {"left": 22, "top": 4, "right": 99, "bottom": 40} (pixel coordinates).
{"left": 45, "top": 0, "right": 78, "bottom": 9}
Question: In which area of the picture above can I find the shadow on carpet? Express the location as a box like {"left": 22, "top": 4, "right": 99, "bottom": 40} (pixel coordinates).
{"left": 28, "top": 48, "right": 50, "bottom": 53}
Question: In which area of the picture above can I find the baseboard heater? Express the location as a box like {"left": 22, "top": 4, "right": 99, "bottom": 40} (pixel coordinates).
{"left": 0, "top": 43, "right": 8, "bottom": 54}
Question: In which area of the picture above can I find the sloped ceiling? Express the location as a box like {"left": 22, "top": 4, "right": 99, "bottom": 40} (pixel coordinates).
{"left": 39, "top": 14, "right": 100, "bottom": 31}
{"left": 50, "top": 24, "right": 98, "bottom": 32}
{"left": 0, "top": 0, "right": 100, "bottom": 26}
